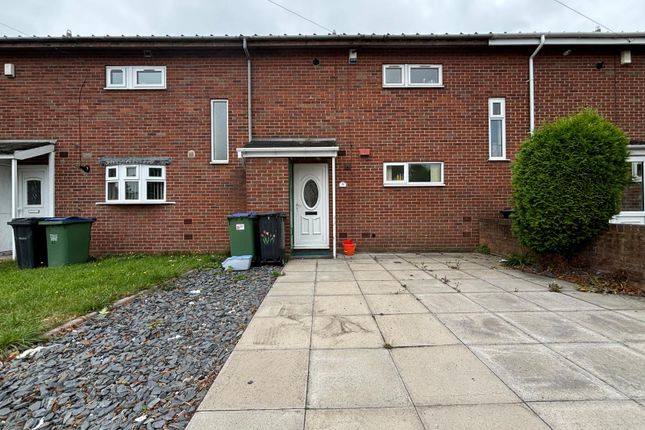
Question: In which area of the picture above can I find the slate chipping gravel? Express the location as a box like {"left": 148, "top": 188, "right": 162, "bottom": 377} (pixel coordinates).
{"left": 0, "top": 266, "right": 276, "bottom": 429}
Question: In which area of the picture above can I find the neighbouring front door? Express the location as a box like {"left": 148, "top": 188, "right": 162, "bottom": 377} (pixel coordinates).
{"left": 17, "top": 166, "right": 49, "bottom": 218}
{"left": 293, "top": 163, "right": 329, "bottom": 249}
{"left": 0, "top": 163, "right": 11, "bottom": 253}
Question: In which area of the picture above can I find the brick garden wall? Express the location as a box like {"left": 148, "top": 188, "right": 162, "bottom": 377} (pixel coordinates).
{"left": 479, "top": 218, "right": 645, "bottom": 283}
{"left": 1, "top": 43, "right": 644, "bottom": 255}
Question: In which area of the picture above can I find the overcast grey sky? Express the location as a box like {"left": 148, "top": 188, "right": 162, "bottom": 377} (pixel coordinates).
{"left": 1, "top": 0, "right": 643, "bottom": 37}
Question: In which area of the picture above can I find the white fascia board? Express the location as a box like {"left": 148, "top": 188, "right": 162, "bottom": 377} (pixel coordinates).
{"left": 490, "top": 37, "right": 645, "bottom": 46}
{"left": 14, "top": 144, "right": 56, "bottom": 160}
{"left": 237, "top": 146, "right": 339, "bottom": 158}
{"left": 628, "top": 145, "right": 645, "bottom": 156}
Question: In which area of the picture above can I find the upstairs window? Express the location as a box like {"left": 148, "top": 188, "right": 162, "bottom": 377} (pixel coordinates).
{"left": 106, "top": 66, "right": 166, "bottom": 90}
{"left": 383, "top": 162, "right": 444, "bottom": 186}
{"left": 489, "top": 98, "right": 506, "bottom": 160}
{"left": 105, "top": 165, "right": 166, "bottom": 203}
{"left": 211, "top": 99, "right": 229, "bottom": 164}
{"left": 383, "top": 64, "right": 443, "bottom": 88}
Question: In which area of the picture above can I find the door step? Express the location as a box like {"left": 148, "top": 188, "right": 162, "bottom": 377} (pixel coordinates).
{"left": 290, "top": 249, "right": 332, "bottom": 259}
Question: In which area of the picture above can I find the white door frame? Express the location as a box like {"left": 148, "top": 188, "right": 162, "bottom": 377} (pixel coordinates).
{"left": 293, "top": 163, "right": 330, "bottom": 250}
{"left": 8, "top": 151, "right": 55, "bottom": 259}
{"left": 17, "top": 165, "right": 50, "bottom": 218}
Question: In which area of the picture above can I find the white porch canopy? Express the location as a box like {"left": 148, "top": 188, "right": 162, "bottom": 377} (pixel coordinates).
{"left": 0, "top": 140, "right": 56, "bottom": 258}
{"left": 236, "top": 138, "right": 340, "bottom": 258}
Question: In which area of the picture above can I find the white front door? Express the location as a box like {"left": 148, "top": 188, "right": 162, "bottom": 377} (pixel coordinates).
{"left": 17, "top": 166, "right": 50, "bottom": 218}
{"left": 293, "top": 163, "right": 329, "bottom": 249}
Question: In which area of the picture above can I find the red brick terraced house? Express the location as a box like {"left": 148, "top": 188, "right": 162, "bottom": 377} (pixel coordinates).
{"left": 0, "top": 32, "right": 644, "bottom": 258}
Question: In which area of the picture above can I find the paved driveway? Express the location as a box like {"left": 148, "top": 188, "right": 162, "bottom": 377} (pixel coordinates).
{"left": 188, "top": 253, "right": 645, "bottom": 429}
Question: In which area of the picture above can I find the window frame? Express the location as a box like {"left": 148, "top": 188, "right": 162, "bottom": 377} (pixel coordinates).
{"left": 104, "top": 164, "right": 167, "bottom": 204}
{"left": 488, "top": 97, "right": 507, "bottom": 161}
{"left": 618, "top": 156, "right": 645, "bottom": 216}
{"left": 383, "top": 162, "right": 445, "bottom": 187}
{"left": 210, "top": 99, "right": 229, "bottom": 164}
{"left": 105, "top": 66, "right": 166, "bottom": 90}
{"left": 382, "top": 64, "right": 443, "bottom": 88}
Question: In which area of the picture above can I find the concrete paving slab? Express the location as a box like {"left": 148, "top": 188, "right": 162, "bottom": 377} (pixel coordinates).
{"left": 375, "top": 314, "right": 460, "bottom": 347}
{"left": 429, "top": 270, "right": 476, "bottom": 280}
{"left": 358, "top": 280, "right": 408, "bottom": 295}
{"left": 380, "top": 261, "right": 419, "bottom": 271}
{"left": 236, "top": 315, "right": 311, "bottom": 350}
{"left": 390, "top": 270, "right": 434, "bottom": 281}
{"left": 313, "top": 295, "right": 371, "bottom": 315}
{"left": 283, "top": 264, "right": 317, "bottom": 273}
{"left": 436, "top": 313, "right": 537, "bottom": 345}
{"left": 198, "top": 349, "right": 308, "bottom": 410}
{"left": 255, "top": 295, "right": 313, "bottom": 317}
{"left": 487, "top": 277, "right": 550, "bottom": 292}
{"left": 307, "top": 349, "right": 411, "bottom": 408}
{"left": 498, "top": 312, "right": 610, "bottom": 343}
{"left": 626, "top": 342, "right": 645, "bottom": 355}
{"left": 518, "top": 292, "right": 603, "bottom": 311}
{"left": 267, "top": 282, "right": 315, "bottom": 296}
{"left": 416, "top": 293, "right": 486, "bottom": 313}
{"left": 276, "top": 271, "right": 317, "bottom": 283}
{"left": 465, "top": 293, "right": 545, "bottom": 312}
{"left": 564, "top": 291, "right": 645, "bottom": 310}
{"left": 353, "top": 270, "right": 396, "bottom": 281}
{"left": 529, "top": 400, "right": 645, "bottom": 430}
{"left": 471, "top": 344, "right": 625, "bottom": 401}
{"left": 391, "top": 345, "right": 519, "bottom": 405}
{"left": 314, "top": 281, "right": 362, "bottom": 296}
{"left": 316, "top": 271, "right": 355, "bottom": 282}
{"left": 403, "top": 279, "right": 455, "bottom": 294}
{"left": 460, "top": 269, "right": 514, "bottom": 280}
{"left": 550, "top": 343, "right": 645, "bottom": 398}
{"left": 618, "top": 309, "right": 645, "bottom": 323}
{"left": 448, "top": 279, "right": 503, "bottom": 293}
{"left": 305, "top": 408, "right": 424, "bottom": 430}
{"left": 187, "top": 410, "right": 305, "bottom": 430}
{"left": 316, "top": 264, "right": 351, "bottom": 272}
{"left": 418, "top": 403, "right": 549, "bottom": 430}
{"left": 348, "top": 262, "right": 383, "bottom": 271}
{"left": 311, "top": 315, "right": 383, "bottom": 349}
{"left": 365, "top": 294, "right": 429, "bottom": 314}
{"left": 559, "top": 311, "right": 645, "bottom": 342}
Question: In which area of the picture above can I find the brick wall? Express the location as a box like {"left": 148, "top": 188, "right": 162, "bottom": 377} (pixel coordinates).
{"left": 1, "top": 43, "right": 644, "bottom": 255}
{"left": 479, "top": 218, "right": 645, "bottom": 283}
{"left": 244, "top": 157, "right": 291, "bottom": 254}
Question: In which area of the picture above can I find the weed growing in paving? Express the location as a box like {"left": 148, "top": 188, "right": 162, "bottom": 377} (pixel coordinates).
{"left": 548, "top": 282, "right": 562, "bottom": 293}
{"left": 475, "top": 244, "right": 491, "bottom": 255}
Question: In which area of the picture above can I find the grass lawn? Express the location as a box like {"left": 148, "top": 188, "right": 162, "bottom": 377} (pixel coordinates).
{"left": 0, "top": 254, "right": 223, "bottom": 357}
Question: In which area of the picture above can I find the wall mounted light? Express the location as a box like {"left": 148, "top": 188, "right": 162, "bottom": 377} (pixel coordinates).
{"left": 348, "top": 49, "right": 358, "bottom": 64}
{"left": 4, "top": 63, "right": 15, "bottom": 78}
{"left": 79, "top": 165, "right": 91, "bottom": 173}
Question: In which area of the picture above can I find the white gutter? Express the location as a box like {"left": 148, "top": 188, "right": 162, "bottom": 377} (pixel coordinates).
{"left": 243, "top": 38, "right": 252, "bottom": 142}
{"left": 237, "top": 146, "right": 339, "bottom": 158}
{"left": 529, "top": 34, "right": 546, "bottom": 134}
{"left": 490, "top": 37, "right": 641, "bottom": 46}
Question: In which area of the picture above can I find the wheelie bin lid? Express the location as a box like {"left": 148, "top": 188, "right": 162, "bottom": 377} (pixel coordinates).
{"left": 39, "top": 217, "right": 97, "bottom": 225}
{"left": 257, "top": 212, "right": 286, "bottom": 218}
{"left": 7, "top": 217, "right": 48, "bottom": 226}
{"left": 227, "top": 212, "right": 257, "bottom": 219}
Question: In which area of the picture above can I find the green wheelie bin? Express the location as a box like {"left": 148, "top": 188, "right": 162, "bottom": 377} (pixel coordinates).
{"left": 39, "top": 217, "right": 96, "bottom": 267}
{"left": 227, "top": 212, "right": 258, "bottom": 258}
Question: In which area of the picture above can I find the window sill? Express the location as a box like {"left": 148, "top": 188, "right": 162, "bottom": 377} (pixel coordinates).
{"left": 104, "top": 87, "right": 167, "bottom": 91}
{"left": 383, "top": 85, "right": 444, "bottom": 89}
{"left": 210, "top": 160, "right": 229, "bottom": 165}
{"left": 96, "top": 201, "right": 176, "bottom": 205}
{"left": 488, "top": 158, "right": 510, "bottom": 162}
{"left": 384, "top": 183, "right": 445, "bottom": 187}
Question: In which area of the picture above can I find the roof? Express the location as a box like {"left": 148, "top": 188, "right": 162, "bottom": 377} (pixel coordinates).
{"left": 0, "top": 140, "right": 56, "bottom": 155}
{"left": 0, "top": 32, "right": 642, "bottom": 50}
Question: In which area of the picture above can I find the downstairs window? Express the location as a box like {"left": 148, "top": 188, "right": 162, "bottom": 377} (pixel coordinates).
{"left": 383, "top": 162, "right": 444, "bottom": 186}
{"left": 105, "top": 165, "right": 166, "bottom": 203}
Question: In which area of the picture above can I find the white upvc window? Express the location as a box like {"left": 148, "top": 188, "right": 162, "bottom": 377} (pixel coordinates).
{"left": 382, "top": 64, "right": 443, "bottom": 88}
{"left": 105, "top": 165, "right": 166, "bottom": 203}
{"left": 488, "top": 98, "right": 506, "bottom": 160}
{"left": 383, "top": 162, "right": 444, "bottom": 187}
{"left": 211, "top": 99, "right": 229, "bottom": 164}
{"left": 105, "top": 66, "right": 166, "bottom": 90}
{"left": 612, "top": 156, "right": 645, "bottom": 225}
